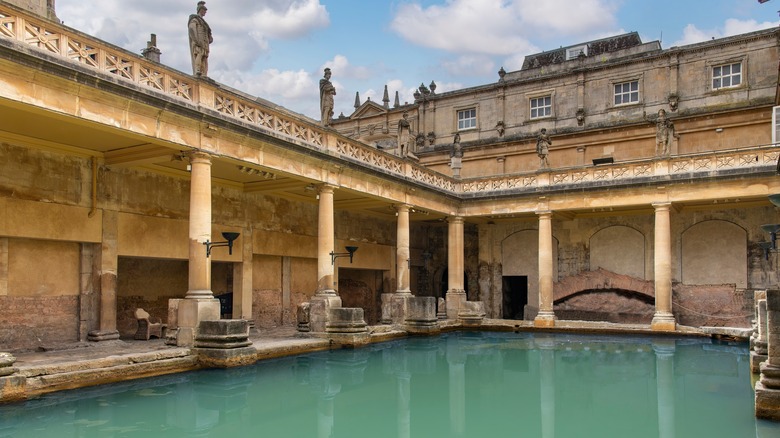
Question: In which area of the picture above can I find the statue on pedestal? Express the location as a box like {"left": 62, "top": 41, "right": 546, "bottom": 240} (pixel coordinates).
{"left": 188, "top": 1, "right": 212, "bottom": 77}
{"left": 319, "top": 68, "right": 336, "bottom": 127}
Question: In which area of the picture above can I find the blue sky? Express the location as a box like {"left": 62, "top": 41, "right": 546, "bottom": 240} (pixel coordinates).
{"left": 55, "top": 0, "right": 780, "bottom": 120}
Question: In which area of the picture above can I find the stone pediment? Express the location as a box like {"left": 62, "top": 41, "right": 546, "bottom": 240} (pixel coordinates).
{"left": 350, "top": 100, "right": 387, "bottom": 119}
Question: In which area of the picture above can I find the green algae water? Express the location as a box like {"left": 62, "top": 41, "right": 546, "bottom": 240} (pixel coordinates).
{"left": 1, "top": 332, "right": 779, "bottom": 437}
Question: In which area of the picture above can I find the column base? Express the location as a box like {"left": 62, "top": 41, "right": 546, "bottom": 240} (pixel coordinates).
{"left": 534, "top": 311, "right": 556, "bottom": 328}
{"left": 87, "top": 330, "right": 120, "bottom": 342}
{"left": 176, "top": 298, "right": 220, "bottom": 347}
{"left": 445, "top": 290, "right": 466, "bottom": 319}
{"left": 756, "top": 379, "right": 780, "bottom": 421}
{"left": 391, "top": 292, "right": 413, "bottom": 325}
{"left": 651, "top": 313, "right": 676, "bottom": 331}
{"left": 751, "top": 351, "right": 769, "bottom": 374}
{"left": 185, "top": 289, "right": 214, "bottom": 299}
{"left": 309, "top": 293, "right": 342, "bottom": 333}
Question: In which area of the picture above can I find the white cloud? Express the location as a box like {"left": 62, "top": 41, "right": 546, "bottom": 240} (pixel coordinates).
{"left": 671, "top": 18, "right": 780, "bottom": 47}
{"left": 390, "top": 0, "right": 618, "bottom": 56}
{"left": 442, "top": 55, "right": 496, "bottom": 77}
{"left": 322, "top": 55, "right": 373, "bottom": 80}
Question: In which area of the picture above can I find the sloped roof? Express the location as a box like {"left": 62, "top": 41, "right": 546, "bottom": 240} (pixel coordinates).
{"left": 521, "top": 32, "right": 643, "bottom": 70}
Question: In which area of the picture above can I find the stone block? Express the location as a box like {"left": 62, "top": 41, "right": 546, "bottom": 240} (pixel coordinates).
{"left": 437, "top": 298, "right": 447, "bottom": 320}
{"left": 446, "top": 291, "right": 466, "bottom": 319}
{"left": 458, "top": 301, "right": 486, "bottom": 326}
{"left": 380, "top": 293, "right": 394, "bottom": 324}
{"left": 404, "top": 296, "right": 439, "bottom": 334}
{"left": 309, "top": 294, "right": 342, "bottom": 333}
{"left": 0, "top": 375, "right": 26, "bottom": 403}
{"left": 0, "top": 353, "right": 17, "bottom": 377}
{"left": 176, "top": 298, "right": 220, "bottom": 347}
{"left": 195, "top": 319, "right": 251, "bottom": 349}
{"left": 326, "top": 308, "right": 367, "bottom": 334}
{"left": 297, "top": 302, "right": 311, "bottom": 332}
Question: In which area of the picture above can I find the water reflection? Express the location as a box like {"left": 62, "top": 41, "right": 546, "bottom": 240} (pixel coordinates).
{"left": 1, "top": 333, "right": 778, "bottom": 438}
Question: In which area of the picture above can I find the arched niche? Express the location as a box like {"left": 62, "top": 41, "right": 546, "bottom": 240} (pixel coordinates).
{"left": 681, "top": 220, "right": 746, "bottom": 288}
{"left": 590, "top": 225, "right": 645, "bottom": 279}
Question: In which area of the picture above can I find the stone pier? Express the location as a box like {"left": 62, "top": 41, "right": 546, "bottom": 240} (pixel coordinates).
{"left": 756, "top": 289, "right": 780, "bottom": 420}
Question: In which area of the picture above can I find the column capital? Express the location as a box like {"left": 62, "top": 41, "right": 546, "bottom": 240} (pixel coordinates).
{"left": 536, "top": 210, "right": 553, "bottom": 219}
{"left": 186, "top": 150, "right": 213, "bottom": 164}
{"left": 652, "top": 201, "right": 672, "bottom": 211}
{"left": 395, "top": 204, "right": 412, "bottom": 213}
{"left": 447, "top": 215, "right": 464, "bottom": 224}
{"left": 317, "top": 184, "right": 337, "bottom": 195}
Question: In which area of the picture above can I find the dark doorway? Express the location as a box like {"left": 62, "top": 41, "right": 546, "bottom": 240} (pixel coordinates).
{"left": 502, "top": 276, "right": 527, "bottom": 319}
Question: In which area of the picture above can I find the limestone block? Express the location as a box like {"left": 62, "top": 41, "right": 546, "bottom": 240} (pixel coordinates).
{"left": 297, "top": 302, "right": 311, "bottom": 332}
{"left": 458, "top": 301, "right": 486, "bottom": 326}
{"left": 0, "top": 375, "right": 26, "bottom": 403}
{"left": 437, "top": 298, "right": 447, "bottom": 320}
{"left": 326, "top": 308, "right": 368, "bottom": 334}
{"left": 195, "top": 319, "right": 251, "bottom": 349}
{"left": 309, "top": 294, "right": 342, "bottom": 333}
{"left": 0, "top": 353, "right": 17, "bottom": 377}
{"left": 380, "top": 293, "right": 394, "bottom": 324}
{"left": 404, "top": 296, "right": 439, "bottom": 334}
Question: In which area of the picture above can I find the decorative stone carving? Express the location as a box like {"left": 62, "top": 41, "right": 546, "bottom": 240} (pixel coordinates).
{"left": 536, "top": 128, "right": 551, "bottom": 168}
{"left": 427, "top": 131, "right": 436, "bottom": 145}
{"left": 498, "top": 66, "right": 506, "bottom": 82}
{"left": 397, "top": 111, "right": 418, "bottom": 159}
{"left": 576, "top": 108, "right": 586, "bottom": 126}
{"left": 668, "top": 93, "right": 679, "bottom": 112}
{"left": 188, "top": 1, "right": 212, "bottom": 77}
{"left": 319, "top": 68, "right": 336, "bottom": 127}
{"left": 495, "top": 120, "right": 505, "bottom": 137}
{"left": 437, "top": 298, "right": 447, "bottom": 320}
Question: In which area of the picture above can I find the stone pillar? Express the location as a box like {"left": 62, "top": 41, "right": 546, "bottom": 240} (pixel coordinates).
{"left": 232, "top": 227, "right": 253, "bottom": 324}
{"left": 535, "top": 211, "right": 556, "bottom": 327}
{"left": 88, "top": 210, "right": 120, "bottom": 341}
{"left": 391, "top": 204, "right": 413, "bottom": 324}
{"left": 756, "top": 289, "right": 780, "bottom": 420}
{"left": 651, "top": 202, "right": 676, "bottom": 331}
{"left": 177, "top": 151, "right": 220, "bottom": 346}
{"left": 310, "top": 185, "right": 342, "bottom": 333}
{"left": 653, "top": 340, "right": 676, "bottom": 438}
{"left": 752, "top": 298, "right": 769, "bottom": 373}
{"left": 445, "top": 216, "right": 466, "bottom": 319}
{"left": 0, "top": 238, "right": 7, "bottom": 296}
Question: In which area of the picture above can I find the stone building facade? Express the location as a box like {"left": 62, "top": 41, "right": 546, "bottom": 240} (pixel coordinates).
{"left": 0, "top": 2, "right": 779, "bottom": 350}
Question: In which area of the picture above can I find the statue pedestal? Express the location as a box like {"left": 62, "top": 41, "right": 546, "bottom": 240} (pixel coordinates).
{"left": 310, "top": 293, "right": 342, "bottom": 333}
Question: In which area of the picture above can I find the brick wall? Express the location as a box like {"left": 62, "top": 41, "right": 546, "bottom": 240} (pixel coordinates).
{"left": 0, "top": 296, "right": 78, "bottom": 351}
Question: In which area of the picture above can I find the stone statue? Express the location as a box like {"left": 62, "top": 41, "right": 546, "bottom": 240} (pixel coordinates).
{"left": 188, "top": 2, "right": 212, "bottom": 77}
{"left": 450, "top": 133, "right": 463, "bottom": 159}
{"left": 397, "top": 111, "right": 417, "bottom": 159}
{"left": 536, "top": 128, "right": 551, "bottom": 168}
{"left": 319, "top": 68, "right": 336, "bottom": 127}
{"left": 655, "top": 109, "right": 678, "bottom": 156}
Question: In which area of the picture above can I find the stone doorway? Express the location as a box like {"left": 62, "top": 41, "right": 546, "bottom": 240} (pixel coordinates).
{"left": 502, "top": 275, "right": 527, "bottom": 319}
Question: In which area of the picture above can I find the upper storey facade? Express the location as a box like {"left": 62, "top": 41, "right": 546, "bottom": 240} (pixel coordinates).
{"left": 333, "top": 29, "right": 780, "bottom": 179}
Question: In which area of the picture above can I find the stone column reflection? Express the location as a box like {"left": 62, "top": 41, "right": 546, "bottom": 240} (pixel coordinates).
{"left": 654, "top": 339, "right": 676, "bottom": 438}
{"left": 447, "top": 337, "right": 466, "bottom": 437}
{"left": 538, "top": 335, "right": 556, "bottom": 438}
{"left": 397, "top": 371, "right": 411, "bottom": 438}
{"left": 535, "top": 211, "right": 556, "bottom": 327}
{"left": 652, "top": 202, "right": 676, "bottom": 331}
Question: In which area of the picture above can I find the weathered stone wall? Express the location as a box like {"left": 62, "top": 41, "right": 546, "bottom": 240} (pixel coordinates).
{"left": 0, "top": 296, "right": 78, "bottom": 351}
{"left": 338, "top": 270, "right": 383, "bottom": 325}
{"left": 479, "top": 205, "right": 775, "bottom": 325}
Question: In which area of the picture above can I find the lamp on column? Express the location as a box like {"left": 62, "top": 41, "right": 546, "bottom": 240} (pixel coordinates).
{"left": 759, "top": 241, "right": 773, "bottom": 260}
{"left": 331, "top": 246, "right": 358, "bottom": 264}
{"left": 204, "top": 232, "right": 240, "bottom": 257}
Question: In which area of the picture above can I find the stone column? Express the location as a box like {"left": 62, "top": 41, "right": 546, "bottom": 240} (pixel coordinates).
{"left": 535, "top": 211, "right": 556, "bottom": 327}
{"left": 653, "top": 340, "right": 676, "bottom": 438}
{"left": 651, "top": 202, "right": 676, "bottom": 331}
{"left": 177, "top": 151, "right": 220, "bottom": 346}
{"left": 232, "top": 227, "right": 253, "bottom": 325}
{"left": 87, "top": 210, "right": 120, "bottom": 341}
{"left": 391, "top": 204, "right": 413, "bottom": 324}
{"left": 752, "top": 297, "right": 769, "bottom": 373}
{"left": 310, "top": 184, "right": 342, "bottom": 333}
{"left": 445, "top": 216, "right": 466, "bottom": 319}
{"left": 756, "top": 289, "right": 780, "bottom": 420}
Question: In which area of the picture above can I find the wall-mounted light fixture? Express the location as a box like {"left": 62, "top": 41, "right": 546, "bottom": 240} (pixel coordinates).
{"left": 331, "top": 246, "right": 358, "bottom": 265}
{"left": 762, "top": 224, "right": 780, "bottom": 250}
{"left": 204, "top": 232, "right": 240, "bottom": 257}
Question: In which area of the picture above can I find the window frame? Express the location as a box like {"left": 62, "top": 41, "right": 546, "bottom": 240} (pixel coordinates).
{"left": 773, "top": 105, "right": 780, "bottom": 145}
{"left": 456, "top": 107, "right": 477, "bottom": 131}
{"left": 566, "top": 44, "right": 588, "bottom": 60}
{"left": 613, "top": 80, "right": 640, "bottom": 106}
{"left": 710, "top": 59, "right": 745, "bottom": 91}
{"left": 529, "top": 95, "right": 553, "bottom": 120}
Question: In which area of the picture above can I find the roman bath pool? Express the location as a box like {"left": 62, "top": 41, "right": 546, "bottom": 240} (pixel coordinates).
{"left": 1, "top": 331, "right": 778, "bottom": 437}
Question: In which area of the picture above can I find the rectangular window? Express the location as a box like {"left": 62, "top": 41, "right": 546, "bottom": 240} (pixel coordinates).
{"left": 712, "top": 62, "right": 742, "bottom": 90}
{"left": 614, "top": 80, "right": 639, "bottom": 105}
{"left": 457, "top": 108, "right": 477, "bottom": 130}
{"left": 530, "top": 95, "right": 552, "bottom": 119}
{"left": 566, "top": 45, "right": 588, "bottom": 60}
{"left": 773, "top": 106, "right": 780, "bottom": 144}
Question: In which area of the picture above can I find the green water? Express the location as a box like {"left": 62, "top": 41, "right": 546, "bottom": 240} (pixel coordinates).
{"left": 1, "top": 332, "right": 779, "bottom": 437}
